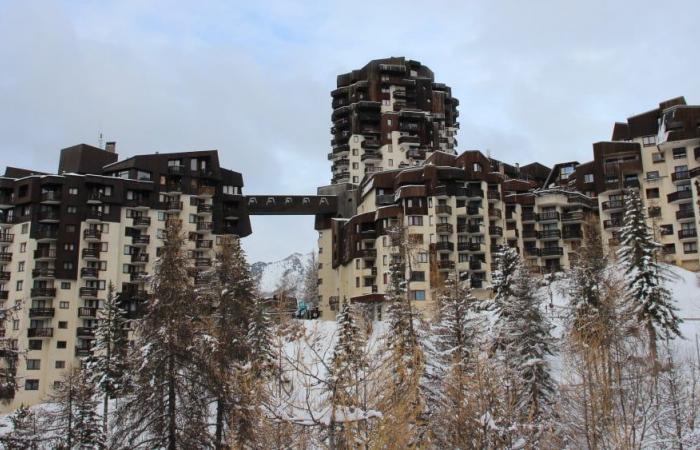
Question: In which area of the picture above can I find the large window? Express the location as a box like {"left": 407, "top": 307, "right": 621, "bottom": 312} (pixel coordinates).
{"left": 672, "top": 147, "right": 687, "bottom": 159}
{"left": 409, "top": 290, "right": 426, "bottom": 301}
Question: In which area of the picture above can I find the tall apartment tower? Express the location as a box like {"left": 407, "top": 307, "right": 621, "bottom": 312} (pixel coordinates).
{"left": 0, "top": 143, "right": 250, "bottom": 411}
{"left": 329, "top": 57, "right": 459, "bottom": 185}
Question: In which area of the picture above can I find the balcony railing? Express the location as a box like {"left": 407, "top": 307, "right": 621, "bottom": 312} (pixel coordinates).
{"left": 196, "top": 222, "right": 213, "bottom": 232}
{"left": 31, "top": 268, "right": 55, "bottom": 279}
{"left": 538, "top": 229, "right": 561, "bottom": 239}
{"left": 0, "top": 291, "right": 7, "bottom": 300}
{"left": 28, "top": 308, "right": 55, "bottom": 318}
{"left": 75, "top": 347, "right": 92, "bottom": 357}
{"left": 488, "top": 208, "right": 502, "bottom": 219}
{"left": 522, "top": 229, "right": 537, "bottom": 239}
{"left": 563, "top": 229, "right": 583, "bottom": 239}
{"left": 86, "top": 210, "right": 105, "bottom": 221}
{"left": 27, "top": 328, "right": 53, "bottom": 338}
{"left": 132, "top": 236, "right": 150, "bottom": 245}
{"left": 458, "top": 242, "right": 482, "bottom": 252}
{"left": 81, "top": 268, "right": 99, "bottom": 278}
{"left": 540, "top": 247, "right": 564, "bottom": 257}
{"left": 195, "top": 258, "right": 212, "bottom": 268}
{"left": 601, "top": 200, "right": 624, "bottom": 210}
{"left": 0, "top": 253, "right": 11, "bottom": 263}
{"left": 524, "top": 247, "right": 540, "bottom": 257}
{"left": 83, "top": 229, "right": 102, "bottom": 240}
{"left": 81, "top": 248, "right": 101, "bottom": 259}
{"left": 79, "top": 287, "right": 98, "bottom": 298}
{"left": 489, "top": 226, "right": 503, "bottom": 236}
{"left": 77, "top": 327, "right": 96, "bottom": 338}
{"left": 668, "top": 190, "right": 692, "bottom": 202}
{"left": 435, "top": 205, "right": 452, "bottom": 215}
{"left": 40, "top": 191, "right": 62, "bottom": 202}
{"left": 159, "top": 201, "right": 183, "bottom": 211}
{"left": 30, "top": 288, "right": 56, "bottom": 298}
{"left": 131, "top": 253, "right": 149, "bottom": 263}
{"left": 671, "top": 171, "right": 690, "bottom": 182}
{"left": 469, "top": 260, "right": 482, "bottom": 270}
{"left": 466, "top": 206, "right": 481, "bottom": 216}
{"left": 196, "top": 240, "right": 213, "bottom": 249}
{"left": 436, "top": 223, "right": 453, "bottom": 234}
{"left": 198, "top": 186, "right": 216, "bottom": 197}
{"left": 357, "top": 248, "right": 377, "bottom": 258}
{"left": 676, "top": 209, "right": 695, "bottom": 220}
{"left": 521, "top": 212, "right": 535, "bottom": 222}
{"left": 78, "top": 307, "right": 97, "bottom": 318}
{"left": 197, "top": 204, "right": 213, "bottom": 214}
{"left": 678, "top": 229, "right": 697, "bottom": 239}
{"left": 36, "top": 229, "right": 57, "bottom": 240}
{"left": 133, "top": 216, "right": 151, "bottom": 227}
{"left": 536, "top": 211, "right": 560, "bottom": 222}
{"left": 437, "top": 260, "right": 455, "bottom": 270}
{"left": 603, "top": 219, "right": 623, "bottom": 229}
{"left": 34, "top": 249, "right": 57, "bottom": 259}
{"left": 435, "top": 241, "right": 454, "bottom": 251}
{"left": 0, "top": 234, "right": 14, "bottom": 243}
{"left": 167, "top": 165, "right": 186, "bottom": 175}
{"left": 0, "top": 271, "right": 10, "bottom": 282}
{"left": 561, "top": 211, "right": 584, "bottom": 222}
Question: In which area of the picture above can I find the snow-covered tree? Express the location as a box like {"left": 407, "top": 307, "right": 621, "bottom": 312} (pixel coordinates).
{"left": 87, "top": 281, "right": 129, "bottom": 436}
{"left": 44, "top": 367, "right": 104, "bottom": 449}
{"left": 617, "top": 188, "right": 682, "bottom": 361}
{"left": 248, "top": 296, "right": 275, "bottom": 377}
{"left": 0, "top": 404, "right": 40, "bottom": 449}
{"left": 113, "top": 219, "right": 210, "bottom": 448}
{"left": 422, "top": 272, "right": 485, "bottom": 447}
{"left": 487, "top": 246, "right": 521, "bottom": 353}
{"left": 198, "top": 234, "right": 257, "bottom": 449}
{"left": 301, "top": 251, "right": 319, "bottom": 306}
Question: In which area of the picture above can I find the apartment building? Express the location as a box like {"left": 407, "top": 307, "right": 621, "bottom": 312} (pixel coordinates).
{"left": 0, "top": 143, "right": 250, "bottom": 411}
{"left": 329, "top": 57, "right": 459, "bottom": 185}
{"left": 316, "top": 59, "right": 699, "bottom": 321}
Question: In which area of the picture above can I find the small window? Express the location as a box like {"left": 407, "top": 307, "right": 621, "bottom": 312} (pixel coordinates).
{"left": 409, "top": 290, "right": 426, "bottom": 301}
{"left": 646, "top": 171, "right": 660, "bottom": 180}
{"left": 584, "top": 174, "right": 594, "bottom": 183}
{"left": 15, "top": 280, "right": 23, "bottom": 291}
{"left": 17, "top": 261, "right": 24, "bottom": 272}
{"left": 59, "top": 301, "right": 69, "bottom": 309}
{"left": 55, "top": 361, "right": 66, "bottom": 369}
{"left": 67, "top": 206, "right": 77, "bottom": 214}
{"left": 63, "top": 244, "right": 75, "bottom": 251}
{"left": 63, "top": 262, "right": 73, "bottom": 270}
{"left": 646, "top": 188, "right": 660, "bottom": 199}
{"left": 58, "top": 321, "right": 68, "bottom": 329}
{"left": 652, "top": 152, "right": 664, "bottom": 162}
{"left": 21, "top": 224, "right": 29, "bottom": 234}
{"left": 20, "top": 243, "right": 26, "bottom": 253}
{"left": 28, "top": 340, "right": 42, "bottom": 350}
{"left": 683, "top": 242, "right": 697, "bottom": 254}
{"left": 410, "top": 271, "right": 426, "bottom": 282}
{"left": 60, "top": 282, "right": 70, "bottom": 290}
{"left": 642, "top": 136, "right": 656, "bottom": 146}
{"left": 65, "top": 224, "right": 76, "bottom": 233}
{"left": 69, "top": 188, "right": 78, "bottom": 195}
{"left": 25, "top": 380, "right": 39, "bottom": 391}
{"left": 57, "top": 341, "right": 67, "bottom": 349}
{"left": 26, "top": 359, "right": 40, "bottom": 370}
{"left": 672, "top": 148, "right": 687, "bottom": 159}
{"left": 473, "top": 163, "right": 482, "bottom": 172}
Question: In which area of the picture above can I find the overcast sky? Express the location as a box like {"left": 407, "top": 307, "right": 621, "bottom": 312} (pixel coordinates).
{"left": 1, "top": 0, "right": 699, "bottom": 263}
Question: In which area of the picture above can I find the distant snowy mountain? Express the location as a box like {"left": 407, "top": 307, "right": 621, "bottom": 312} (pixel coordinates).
{"left": 251, "top": 252, "right": 310, "bottom": 296}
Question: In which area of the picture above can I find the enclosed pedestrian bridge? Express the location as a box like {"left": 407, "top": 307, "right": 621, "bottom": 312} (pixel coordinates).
{"left": 244, "top": 195, "right": 337, "bottom": 216}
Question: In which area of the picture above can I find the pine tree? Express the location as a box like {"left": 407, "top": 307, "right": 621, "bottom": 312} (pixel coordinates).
{"left": 507, "top": 269, "right": 556, "bottom": 443}
{"left": 87, "top": 281, "right": 129, "bottom": 436}
{"left": 301, "top": 251, "right": 319, "bottom": 307}
{"left": 617, "top": 188, "right": 682, "bottom": 361}
{"left": 248, "top": 296, "right": 275, "bottom": 377}
{"left": 200, "top": 235, "right": 257, "bottom": 449}
{"left": 488, "top": 246, "right": 521, "bottom": 353}
{"left": 113, "top": 219, "right": 211, "bottom": 449}
{"left": 44, "top": 367, "right": 104, "bottom": 449}
{"left": 326, "top": 301, "right": 370, "bottom": 448}
{"left": 0, "top": 404, "right": 40, "bottom": 449}
{"left": 423, "top": 272, "right": 484, "bottom": 446}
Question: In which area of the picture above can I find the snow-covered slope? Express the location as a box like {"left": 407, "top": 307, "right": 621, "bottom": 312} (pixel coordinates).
{"left": 251, "top": 252, "right": 310, "bottom": 296}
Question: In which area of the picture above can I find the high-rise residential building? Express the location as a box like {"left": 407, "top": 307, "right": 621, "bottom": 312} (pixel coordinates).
{"left": 0, "top": 143, "right": 250, "bottom": 411}
{"left": 329, "top": 57, "right": 459, "bottom": 185}
{"left": 315, "top": 58, "right": 699, "bottom": 321}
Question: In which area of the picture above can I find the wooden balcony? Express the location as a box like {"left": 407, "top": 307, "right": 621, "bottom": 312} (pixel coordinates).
{"left": 435, "top": 241, "right": 454, "bottom": 252}
{"left": 28, "top": 308, "right": 55, "bottom": 318}
{"left": 78, "top": 307, "right": 97, "bottom": 318}
{"left": 436, "top": 223, "right": 454, "bottom": 234}
{"left": 437, "top": 260, "right": 455, "bottom": 270}
{"left": 27, "top": 327, "right": 53, "bottom": 338}
{"left": 536, "top": 211, "right": 560, "bottom": 222}
{"left": 678, "top": 229, "right": 697, "bottom": 240}
{"left": 668, "top": 190, "right": 692, "bottom": 203}
{"left": 435, "top": 205, "right": 452, "bottom": 215}
{"left": 83, "top": 229, "right": 102, "bottom": 240}
{"left": 30, "top": 288, "right": 56, "bottom": 298}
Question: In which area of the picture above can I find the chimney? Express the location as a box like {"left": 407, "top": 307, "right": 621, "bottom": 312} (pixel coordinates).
{"left": 105, "top": 141, "right": 116, "bottom": 153}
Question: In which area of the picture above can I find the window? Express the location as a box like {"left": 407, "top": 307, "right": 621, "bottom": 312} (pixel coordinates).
{"left": 63, "top": 243, "right": 75, "bottom": 251}
{"left": 59, "top": 301, "right": 69, "bottom": 309}
{"left": 57, "top": 341, "right": 67, "bottom": 349}
{"left": 410, "top": 271, "right": 426, "bottom": 282}
{"left": 388, "top": 159, "right": 393, "bottom": 167}
{"left": 652, "top": 152, "right": 664, "bottom": 163}
{"left": 683, "top": 242, "right": 697, "bottom": 254}
{"left": 69, "top": 188, "right": 78, "bottom": 195}
{"left": 584, "top": 174, "right": 594, "bottom": 183}
{"left": 560, "top": 165, "right": 575, "bottom": 178}
{"left": 352, "top": 162, "right": 359, "bottom": 170}
{"left": 21, "top": 223, "right": 29, "bottom": 234}
{"left": 646, "top": 171, "right": 660, "bottom": 180}
{"left": 416, "top": 252, "right": 429, "bottom": 263}
{"left": 63, "top": 262, "right": 73, "bottom": 270}
{"left": 55, "top": 361, "right": 66, "bottom": 369}
{"left": 25, "top": 380, "right": 39, "bottom": 391}
{"left": 65, "top": 224, "right": 76, "bottom": 233}
{"left": 15, "top": 280, "right": 23, "bottom": 291}
{"left": 19, "top": 243, "right": 26, "bottom": 253}
{"left": 352, "top": 176, "right": 359, "bottom": 184}
{"left": 646, "top": 188, "right": 659, "bottom": 199}
{"left": 355, "top": 277, "right": 360, "bottom": 288}
{"left": 26, "top": 359, "right": 40, "bottom": 370}
{"left": 642, "top": 135, "right": 656, "bottom": 146}
{"left": 60, "top": 282, "right": 70, "bottom": 290}
{"left": 473, "top": 163, "right": 482, "bottom": 172}
{"left": 158, "top": 211, "right": 166, "bottom": 221}
{"left": 17, "top": 261, "right": 24, "bottom": 272}
{"left": 409, "top": 290, "right": 426, "bottom": 301}
{"left": 12, "top": 319, "right": 19, "bottom": 330}
{"left": 648, "top": 206, "right": 661, "bottom": 218}
{"left": 58, "top": 321, "right": 68, "bottom": 329}
{"left": 28, "top": 340, "right": 42, "bottom": 350}
{"left": 672, "top": 147, "right": 687, "bottom": 159}
{"left": 407, "top": 216, "right": 423, "bottom": 226}
{"left": 67, "top": 206, "right": 77, "bottom": 214}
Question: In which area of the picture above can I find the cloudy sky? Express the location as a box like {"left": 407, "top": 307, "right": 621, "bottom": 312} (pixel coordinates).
{"left": 1, "top": 0, "right": 699, "bottom": 263}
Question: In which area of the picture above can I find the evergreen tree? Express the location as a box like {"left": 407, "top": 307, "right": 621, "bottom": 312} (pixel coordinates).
{"left": 0, "top": 404, "right": 40, "bottom": 449}
{"left": 200, "top": 235, "right": 257, "bottom": 449}
{"left": 113, "top": 219, "right": 210, "bottom": 449}
{"left": 488, "top": 246, "right": 521, "bottom": 353}
{"left": 507, "top": 269, "right": 556, "bottom": 442}
{"left": 422, "top": 272, "right": 484, "bottom": 446}
{"left": 248, "top": 296, "right": 275, "bottom": 377}
{"left": 301, "top": 251, "right": 319, "bottom": 307}
{"left": 45, "top": 367, "right": 104, "bottom": 449}
{"left": 87, "top": 281, "right": 129, "bottom": 436}
{"left": 617, "top": 188, "right": 682, "bottom": 361}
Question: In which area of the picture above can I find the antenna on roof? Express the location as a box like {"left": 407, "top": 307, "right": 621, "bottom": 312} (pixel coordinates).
{"left": 98, "top": 132, "right": 104, "bottom": 149}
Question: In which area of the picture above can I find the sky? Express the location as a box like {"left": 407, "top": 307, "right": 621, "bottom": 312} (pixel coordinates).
{"left": 1, "top": 0, "right": 699, "bottom": 263}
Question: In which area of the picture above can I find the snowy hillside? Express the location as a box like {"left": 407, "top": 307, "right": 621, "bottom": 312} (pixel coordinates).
{"left": 251, "top": 252, "right": 310, "bottom": 296}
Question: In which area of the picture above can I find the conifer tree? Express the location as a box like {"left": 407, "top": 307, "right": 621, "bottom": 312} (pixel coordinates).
{"left": 617, "top": 188, "right": 682, "bottom": 361}
{"left": 87, "top": 281, "right": 129, "bottom": 436}
{"left": 248, "top": 296, "right": 275, "bottom": 377}
{"left": 488, "top": 246, "right": 521, "bottom": 353}
{"left": 113, "top": 219, "right": 210, "bottom": 449}
{"left": 199, "top": 235, "right": 257, "bottom": 449}
{"left": 0, "top": 404, "right": 40, "bottom": 449}
{"left": 45, "top": 367, "right": 104, "bottom": 449}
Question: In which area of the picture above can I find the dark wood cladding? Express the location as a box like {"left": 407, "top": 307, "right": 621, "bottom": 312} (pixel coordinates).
{"left": 245, "top": 195, "right": 338, "bottom": 215}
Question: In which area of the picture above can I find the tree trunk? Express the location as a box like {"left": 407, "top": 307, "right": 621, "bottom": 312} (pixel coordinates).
{"left": 168, "top": 353, "right": 177, "bottom": 450}
{"left": 215, "top": 398, "right": 224, "bottom": 449}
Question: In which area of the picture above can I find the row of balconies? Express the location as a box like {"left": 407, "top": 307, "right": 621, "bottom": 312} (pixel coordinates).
{"left": 0, "top": 234, "right": 13, "bottom": 243}
{"left": 0, "top": 253, "right": 11, "bottom": 263}
{"left": 668, "top": 190, "right": 692, "bottom": 203}
{"left": 436, "top": 260, "right": 484, "bottom": 271}
{"left": 524, "top": 247, "right": 564, "bottom": 257}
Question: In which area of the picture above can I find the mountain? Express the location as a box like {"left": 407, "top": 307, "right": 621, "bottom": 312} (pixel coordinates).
{"left": 251, "top": 252, "right": 310, "bottom": 296}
